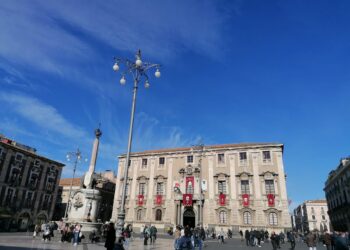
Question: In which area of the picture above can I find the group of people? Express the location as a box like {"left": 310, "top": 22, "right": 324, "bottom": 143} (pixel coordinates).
{"left": 174, "top": 225, "right": 206, "bottom": 250}
{"left": 140, "top": 224, "right": 158, "bottom": 245}
{"left": 243, "top": 229, "right": 271, "bottom": 247}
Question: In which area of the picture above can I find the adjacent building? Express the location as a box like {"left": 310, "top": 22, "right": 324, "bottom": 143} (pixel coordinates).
{"left": 324, "top": 157, "right": 350, "bottom": 231}
{"left": 55, "top": 171, "right": 116, "bottom": 222}
{"left": 293, "top": 200, "right": 330, "bottom": 233}
{"left": 112, "top": 143, "right": 291, "bottom": 232}
{"left": 0, "top": 135, "right": 64, "bottom": 231}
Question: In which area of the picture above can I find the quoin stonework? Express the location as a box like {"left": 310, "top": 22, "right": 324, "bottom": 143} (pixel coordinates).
{"left": 112, "top": 143, "right": 291, "bottom": 232}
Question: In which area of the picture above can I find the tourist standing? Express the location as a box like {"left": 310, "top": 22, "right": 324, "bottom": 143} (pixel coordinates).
{"left": 73, "top": 223, "right": 81, "bottom": 246}
{"left": 150, "top": 225, "right": 157, "bottom": 244}
{"left": 143, "top": 225, "right": 150, "bottom": 245}
{"left": 104, "top": 222, "right": 116, "bottom": 250}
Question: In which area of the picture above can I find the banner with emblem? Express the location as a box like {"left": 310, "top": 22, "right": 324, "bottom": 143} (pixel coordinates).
{"left": 186, "top": 176, "right": 194, "bottom": 190}
{"left": 267, "top": 194, "right": 275, "bottom": 207}
{"left": 242, "top": 194, "right": 249, "bottom": 207}
{"left": 137, "top": 194, "right": 144, "bottom": 206}
{"left": 155, "top": 194, "right": 162, "bottom": 205}
{"left": 183, "top": 194, "right": 193, "bottom": 206}
{"left": 219, "top": 193, "right": 226, "bottom": 206}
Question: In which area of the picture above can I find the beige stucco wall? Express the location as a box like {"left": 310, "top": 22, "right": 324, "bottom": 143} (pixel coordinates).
{"left": 112, "top": 143, "right": 291, "bottom": 232}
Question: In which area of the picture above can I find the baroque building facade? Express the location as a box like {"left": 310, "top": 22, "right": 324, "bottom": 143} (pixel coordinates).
{"left": 0, "top": 135, "right": 64, "bottom": 231}
{"left": 293, "top": 200, "right": 330, "bottom": 233}
{"left": 324, "top": 157, "right": 350, "bottom": 231}
{"left": 112, "top": 143, "right": 291, "bottom": 232}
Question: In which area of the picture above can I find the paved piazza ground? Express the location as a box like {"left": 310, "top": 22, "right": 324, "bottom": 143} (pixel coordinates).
{"left": 0, "top": 232, "right": 316, "bottom": 250}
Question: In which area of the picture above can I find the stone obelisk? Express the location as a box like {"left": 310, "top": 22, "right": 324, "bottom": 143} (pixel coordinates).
{"left": 84, "top": 128, "right": 102, "bottom": 188}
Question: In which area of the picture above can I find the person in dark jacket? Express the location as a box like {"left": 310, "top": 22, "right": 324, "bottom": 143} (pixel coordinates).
{"left": 324, "top": 232, "right": 332, "bottom": 250}
{"left": 245, "top": 230, "right": 251, "bottom": 246}
{"left": 334, "top": 232, "right": 349, "bottom": 250}
{"left": 271, "top": 232, "right": 279, "bottom": 250}
{"left": 104, "top": 223, "right": 116, "bottom": 250}
{"left": 287, "top": 231, "right": 296, "bottom": 250}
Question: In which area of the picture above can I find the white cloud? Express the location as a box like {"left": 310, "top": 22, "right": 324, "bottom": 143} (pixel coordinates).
{"left": 0, "top": 92, "right": 86, "bottom": 139}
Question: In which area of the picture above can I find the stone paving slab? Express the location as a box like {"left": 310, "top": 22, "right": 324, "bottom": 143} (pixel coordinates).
{"left": 0, "top": 233, "right": 317, "bottom": 250}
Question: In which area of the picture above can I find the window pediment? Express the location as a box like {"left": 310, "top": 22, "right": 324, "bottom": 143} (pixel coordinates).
{"left": 214, "top": 173, "right": 230, "bottom": 178}
{"left": 259, "top": 171, "right": 278, "bottom": 179}
{"left": 236, "top": 172, "right": 253, "bottom": 179}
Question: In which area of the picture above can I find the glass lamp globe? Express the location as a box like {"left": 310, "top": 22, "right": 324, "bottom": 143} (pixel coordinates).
{"left": 135, "top": 59, "right": 142, "bottom": 67}
{"left": 155, "top": 69, "right": 161, "bottom": 78}
{"left": 145, "top": 81, "right": 150, "bottom": 88}
{"left": 113, "top": 63, "right": 119, "bottom": 71}
{"left": 120, "top": 76, "right": 126, "bottom": 85}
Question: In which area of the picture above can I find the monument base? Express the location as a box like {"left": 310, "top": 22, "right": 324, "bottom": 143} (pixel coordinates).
{"left": 67, "top": 189, "right": 102, "bottom": 232}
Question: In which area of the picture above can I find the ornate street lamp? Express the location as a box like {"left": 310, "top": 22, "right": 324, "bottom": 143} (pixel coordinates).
{"left": 63, "top": 149, "right": 86, "bottom": 220}
{"left": 113, "top": 49, "right": 161, "bottom": 238}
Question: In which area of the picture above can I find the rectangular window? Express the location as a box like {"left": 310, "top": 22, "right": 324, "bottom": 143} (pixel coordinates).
{"left": 241, "top": 180, "right": 250, "bottom": 194}
{"left": 239, "top": 152, "right": 247, "bottom": 164}
{"left": 322, "top": 215, "right": 326, "bottom": 220}
{"left": 262, "top": 151, "right": 271, "bottom": 163}
{"left": 139, "top": 183, "right": 145, "bottom": 195}
{"left": 159, "top": 157, "right": 165, "bottom": 166}
{"left": 218, "top": 154, "right": 225, "bottom": 164}
{"left": 265, "top": 180, "right": 275, "bottom": 194}
{"left": 15, "top": 153, "right": 23, "bottom": 162}
{"left": 218, "top": 180, "right": 227, "bottom": 194}
{"left": 187, "top": 155, "right": 193, "bottom": 163}
{"left": 156, "top": 183, "right": 164, "bottom": 195}
{"left": 141, "top": 159, "right": 148, "bottom": 168}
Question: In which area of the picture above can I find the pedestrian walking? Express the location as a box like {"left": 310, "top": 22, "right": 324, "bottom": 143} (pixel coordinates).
{"left": 306, "top": 232, "right": 317, "bottom": 250}
{"left": 240, "top": 230, "right": 244, "bottom": 241}
{"left": 150, "top": 225, "right": 157, "bottom": 244}
{"left": 287, "top": 231, "right": 296, "bottom": 250}
{"left": 143, "top": 225, "right": 150, "bottom": 245}
{"left": 334, "top": 232, "right": 349, "bottom": 250}
{"left": 324, "top": 232, "right": 332, "bottom": 250}
{"left": 104, "top": 222, "right": 116, "bottom": 250}
{"left": 271, "top": 232, "right": 279, "bottom": 250}
{"left": 245, "top": 230, "right": 251, "bottom": 246}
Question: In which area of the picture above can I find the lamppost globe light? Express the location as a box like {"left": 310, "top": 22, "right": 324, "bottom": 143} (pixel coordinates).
{"left": 145, "top": 81, "right": 150, "bottom": 88}
{"left": 155, "top": 69, "right": 161, "bottom": 78}
{"left": 135, "top": 59, "right": 142, "bottom": 67}
{"left": 120, "top": 76, "right": 126, "bottom": 85}
{"left": 113, "top": 63, "right": 119, "bottom": 71}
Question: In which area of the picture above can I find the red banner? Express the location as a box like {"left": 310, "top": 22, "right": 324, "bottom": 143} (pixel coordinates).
{"left": 183, "top": 194, "right": 193, "bottom": 206}
{"left": 186, "top": 176, "right": 194, "bottom": 189}
{"left": 137, "top": 194, "right": 144, "bottom": 206}
{"left": 267, "top": 194, "right": 275, "bottom": 207}
{"left": 242, "top": 194, "right": 249, "bottom": 207}
{"left": 156, "top": 195, "right": 162, "bottom": 205}
{"left": 219, "top": 193, "right": 226, "bottom": 206}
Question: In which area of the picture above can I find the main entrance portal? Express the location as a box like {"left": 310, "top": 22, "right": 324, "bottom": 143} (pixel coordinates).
{"left": 183, "top": 208, "right": 195, "bottom": 228}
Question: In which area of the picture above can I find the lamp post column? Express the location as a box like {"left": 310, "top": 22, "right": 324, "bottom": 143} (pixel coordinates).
{"left": 116, "top": 79, "right": 138, "bottom": 238}
{"left": 113, "top": 50, "right": 161, "bottom": 239}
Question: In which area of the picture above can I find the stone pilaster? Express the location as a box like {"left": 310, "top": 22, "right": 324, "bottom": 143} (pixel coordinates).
{"left": 146, "top": 158, "right": 156, "bottom": 221}
{"left": 229, "top": 154, "right": 237, "bottom": 199}
{"left": 112, "top": 161, "right": 123, "bottom": 221}
{"left": 49, "top": 167, "right": 62, "bottom": 220}
{"left": 128, "top": 161, "right": 138, "bottom": 221}
{"left": 33, "top": 163, "right": 48, "bottom": 215}
{"left": 0, "top": 149, "right": 13, "bottom": 183}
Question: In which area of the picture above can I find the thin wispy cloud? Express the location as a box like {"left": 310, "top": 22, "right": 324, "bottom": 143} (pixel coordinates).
{"left": 0, "top": 92, "right": 85, "bottom": 139}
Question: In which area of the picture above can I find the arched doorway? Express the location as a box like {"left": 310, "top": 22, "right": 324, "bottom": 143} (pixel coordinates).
{"left": 183, "top": 208, "right": 195, "bottom": 228}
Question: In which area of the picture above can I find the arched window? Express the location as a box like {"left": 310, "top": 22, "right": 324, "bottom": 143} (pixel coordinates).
{"left": 243, "top": 211, "right": 251, "bottom": 224}
{"left": 155, "top": 209, "right": 162, "bottom": 221}
{"left": 269, "top": 212, "right": 278, "bottom": 225}
{"left": 136, "top": 209, "right": 142, "bottom": 221}
{"left": 219, "top": 211, "right": 227, "bottom": 224}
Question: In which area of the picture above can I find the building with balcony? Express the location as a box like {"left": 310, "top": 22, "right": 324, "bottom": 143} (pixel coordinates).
{"left": 112, "top": 143, "right": 291, "bottom": 232}
{"left": 293, "top": 200, "right": 330, "bottom": 233}
{"left": 0, "top": 135, "right": 64, "bottom": 231}
{"left": 324, "top": 157, "right": 350, "bottom": 231}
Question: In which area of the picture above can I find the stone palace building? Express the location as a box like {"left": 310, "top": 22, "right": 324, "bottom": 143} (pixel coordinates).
{"left": 112, "top": 143, "right": 291, "bottom": 232}
{"left": 0, "top": 135, "right": 64, "bottom": 231}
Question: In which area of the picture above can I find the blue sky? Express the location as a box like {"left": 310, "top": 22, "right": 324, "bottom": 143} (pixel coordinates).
{"left": 1, "top": 0, "right": 349, "bottom": 210}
